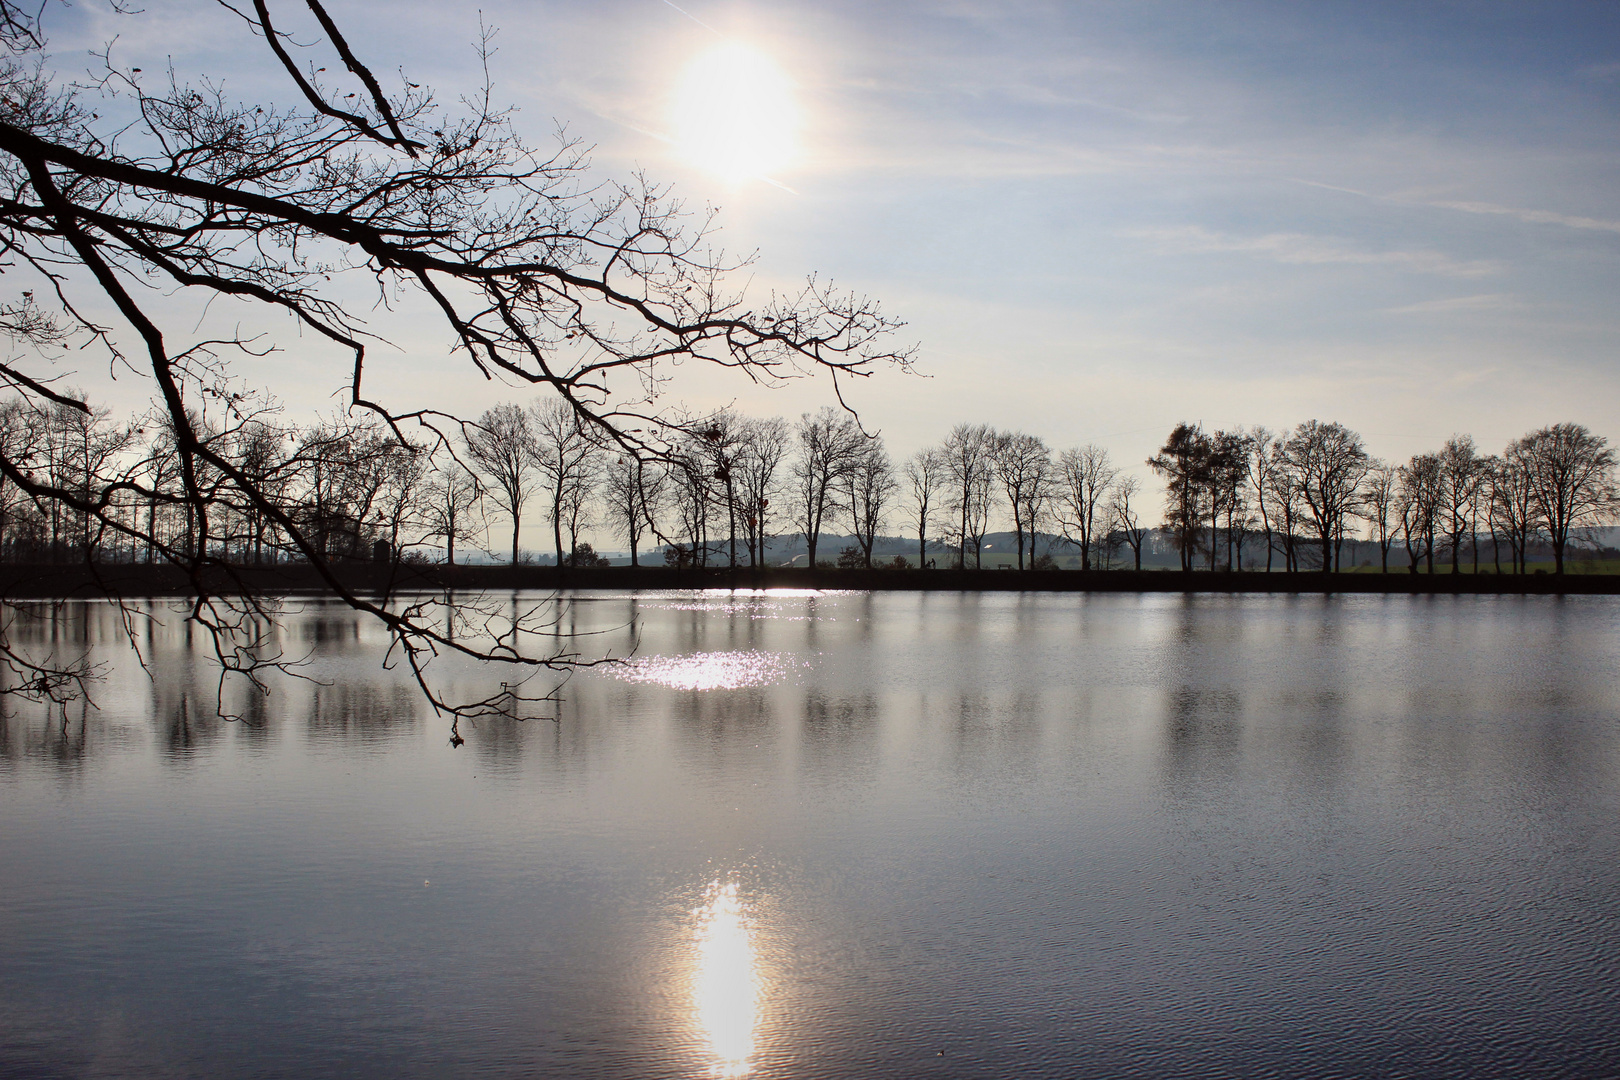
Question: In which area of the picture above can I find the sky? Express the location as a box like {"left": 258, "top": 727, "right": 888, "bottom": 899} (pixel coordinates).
{"left": 33, "top": 0, "right": 1620, "bottom": 512}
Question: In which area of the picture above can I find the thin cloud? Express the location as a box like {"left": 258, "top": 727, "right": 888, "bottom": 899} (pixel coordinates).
{"left": 1382, "top": 293, "right": 1523, "bottom": 315}
{"left": 1290, "top": 179, "right": 1620, "bottom": 236}
{"left": 1289, "top": 177, "right": 1376, "bottom": 199}
{"left": 1428, "top": 200, "right": 1620, "bottom": 235}
{"left": 1127, "top": 225, "right": 1501, "bottom": 278}
{"left": 657, "top": 0, "right": 721, "bottom": 36}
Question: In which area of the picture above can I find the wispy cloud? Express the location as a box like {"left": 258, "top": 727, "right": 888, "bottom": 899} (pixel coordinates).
{"left": 1291, "top": 179, "right": 1620, "bottom": 237}
{"left": 1382, "top": 293, "right": 1524, "bottom": 315}
{"left": 1125, "top": 226, "right": 1501, "bottom": 278}
{"left": 1427, "top": 200, "right": 1620, "bottom": 235}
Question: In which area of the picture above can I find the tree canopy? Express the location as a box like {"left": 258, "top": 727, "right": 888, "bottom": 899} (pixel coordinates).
{"left": 0, "top": 0, "right": 908, "bottom": 714}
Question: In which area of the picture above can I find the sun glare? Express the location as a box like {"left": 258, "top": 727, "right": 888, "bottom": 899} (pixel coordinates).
{"left": 617, "top": 650, "right": 794, "bottom": 691}
{"left": 693, "top": 880, "right": 759, "bottom": 1077}
{"left": 672, "top": 41, "right": 799, "bottom": 183}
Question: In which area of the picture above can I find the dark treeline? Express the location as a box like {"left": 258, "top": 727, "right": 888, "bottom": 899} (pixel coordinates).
{"left": 4, "top": 394, "right": 1613, "bottom": 577}
{"left": 1146, "top": 420, "right": 1617, "bottom": 576}
{"left": 0, "top": 395, "right": 437, "bottom": 568}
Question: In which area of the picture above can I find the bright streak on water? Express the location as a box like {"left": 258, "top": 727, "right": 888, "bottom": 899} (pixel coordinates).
{"left": 693, "top": 881, "right": 758, "bottom": 1077}
{"left": 617, "top": 650, "right": 794, "bottom": 691}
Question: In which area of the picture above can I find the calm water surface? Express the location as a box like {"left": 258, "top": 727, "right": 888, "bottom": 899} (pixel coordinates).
{"left": 2, "top": 590, "right": 1618, "bottom": 1078}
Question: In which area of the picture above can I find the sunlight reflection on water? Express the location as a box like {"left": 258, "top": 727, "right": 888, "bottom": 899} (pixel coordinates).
{"left": 613, "top": 651, "right": 800, "bottom": 691}
{"left": 651, "top": 604, "right": 817, "bottom": 620}
{"left": 694, "top": 880, "right": 758, "bottom": 1078}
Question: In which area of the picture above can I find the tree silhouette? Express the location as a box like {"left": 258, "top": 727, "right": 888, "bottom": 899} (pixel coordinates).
{"left": 1360, "top": 462, "right": 1397, "bottom": 573}
{"left": 941, "top": 423, "right": 995, "bottom": 569}
{"left": 1149, "top": 422, "right": 1211, "bottom": 571}
{"left": 1517, "top": 423, "right": 1618, "bottom": 574}
{"left": 1207, "top": 430, "right": 1252, "bottom": 571}
{"left": 992, "top": 431, "right": 1051, "bottom": 571}
{"left": 1055, "top": 444, "right": 1115, "bottom": 571}
{"left": 1489, "top": 443, "right": 1537, "bottom": 575}
{"left": 1109, "top": 475, "right": 1147, "bottom": 571}
{"left": 901, "top": 448, "right": 945, "bottom": 569}
{"left": 791, "top": 407, "right": 866, "bottom": 567}
{"left": 736, "top": 416, "right": 789, "bottom": 568}
{"left": 530, "top": 398, "right": 599, "bottom": 569}
{"left": 1397, "top": 453, "right": 1442, "bottom": 574}
{"left": 421, "top": 463, "right": 481, "bottom": 568}
{"left": 464, "top": 404, "right": 534, "bottom": 566}
{"left": 1282, "top": 420, "right": 1369, "bottom": 573}
{"left": 844, "top": 437, "right": 895, "bottom": 569}
{"left": 1437, "top": 435, "right": 1482, "bottom": 575}
{"left": 602, "top": 453, "right": 663, "bottom": 567}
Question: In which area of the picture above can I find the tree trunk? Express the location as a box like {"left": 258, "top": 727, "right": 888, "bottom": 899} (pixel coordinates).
{"left": 726, "top": 480, "right": 737, "bottom": 568}
{"left": 552, "top": 491, "right": 564, "bottom": 568}
{"left": 806, "top": 494, "right": 821, "bottom": 567}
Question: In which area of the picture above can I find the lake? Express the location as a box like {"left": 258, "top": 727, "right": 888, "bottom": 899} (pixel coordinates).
{"left": 2, "top": 589, "right": 1618, "bottom": 1078}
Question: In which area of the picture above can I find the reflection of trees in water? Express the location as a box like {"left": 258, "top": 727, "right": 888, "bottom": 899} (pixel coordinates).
{"left": 308, "top": 684, "right": 420, "bottom": 742}
{"left": 0, "top": 600, "right": 298, "bottom": 767}
{"left": 0, "top": 697, "right": 91, "bottom": 771}
{"left": 854, "top": 593, "right": 876, "bottom": 647}
{"left": 1162, "top": 684, "right": 1245, "bottom": 782}
{"left": 945, "top": 592, "right": 985, "bottom": 643}
{"left": 724, "top": 602, "right": 766, "bottom": 654}
{"left": 799, "top": 690, "right": 878, "bottom": 781}
{"left": 136, "top": 600, "right": 283, "bottom": 758}
{"left": 299, "top": 616, "right": 366, "bottom": 651}
{"left": 616, "top": 597, "right": 640, "bottom": 657}
{"left": 463, "top": 682, "right": 632, "bottom": 777}
{"left": 1, "top": 601, "right": 108, "bottom": 697}
{"left": 932, "top": 688, "right": 1046, "bottom": 782}
{"left": 1270, "top": 687, "right": 1349, "bottom": 782}
{"left": 147, "top": 646, "right": 226, "bottom": 759}
{"left": 163, "top": 693, "right": 225, "bottom": 757}
{"left": 660, "top": 686, "right": 773, "bottom": 756}
{"left": 667, "top": 599, "right": 775, "bottom": 657}
{"left": 459, "top": 705, "right": 542, "bottom": 767}
{"left": 233, "top": 680, "right": 274, "bottom": 747}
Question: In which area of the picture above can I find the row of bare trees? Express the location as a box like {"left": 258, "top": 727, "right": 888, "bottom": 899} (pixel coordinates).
{"left": 0, "top": 394, "right": 899, "bottom": 570}
{"left": 0, "top": 395, "right": 444, "bottom": 567}
{"left": 3, "top": 391, "right": 1612, "bottom": 576}
{"left": 1149, "top": 420, "right": 1618, "bottom": 575}
{"left": 899, "top": 425, "right": 1148, "bottom": 571}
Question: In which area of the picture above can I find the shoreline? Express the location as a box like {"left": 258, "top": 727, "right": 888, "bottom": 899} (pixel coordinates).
{"left": 1, "top": 562, "right": 1617, "bottom": 598}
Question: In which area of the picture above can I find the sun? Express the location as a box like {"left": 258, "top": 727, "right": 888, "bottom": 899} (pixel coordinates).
{"left": 671, "top": 41, "right": 799, "bottom": 184}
